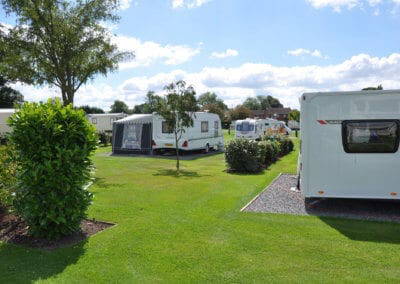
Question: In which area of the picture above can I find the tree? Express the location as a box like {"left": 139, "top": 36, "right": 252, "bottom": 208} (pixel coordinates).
{"left": 0, "top": 0, "right": 130, "bottom": 106}
{"left": 243, "top": 97, "right": 260, "bottom": 110}
{"left": 266, "top": 95, "right": 283, "bottom": 108}
{"left": 362, "top": 85, "right": 383, "bottom": 91}
{"left": 288, "top": 109, "right": 300, "bottom": 122}
{"left": 110, "top": 100, "right": 129, "bottom": 113}
{"left": 198, "top": 92, "right": 227, "bottom": 110}
{"left": 201, "top": 103, "right": 226, "bottom": 122}
{"left": 142, "top": 91, "right": 162, "bottom": 113}
{"left": 78, "top": 105, "right": 105, "bottom": 114}
{"left": 0, "top": 76, "right": 23, "bottom": 108}
{"left": 154, "top": 80, "right": 198, "bottom": 173}
{"left": 228, "top": 105, "right": 252, "bottom": 121}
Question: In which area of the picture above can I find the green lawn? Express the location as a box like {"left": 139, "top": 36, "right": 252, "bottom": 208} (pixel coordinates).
{"left": 1, "top": 138, "right": 400, "bottom": 282}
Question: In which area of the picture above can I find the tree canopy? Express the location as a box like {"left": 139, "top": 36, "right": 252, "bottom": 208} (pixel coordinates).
{"left": 0, "top": 76, "right": 23, "bottom": 108}
{"left": 0, "top": 0, "right": 130, "bottom": 106}
{"left": 288, "top": 109, "right": 300, "bottom": 122}
{"left": 198, "top": 92, "right": 227, "bottom": 110}
{"left": 362, "top": 85, "right": 383, "bottom": 91}
{"left": 228, "top": 105, "right": 252, "bottom": 122}
{"left": 243, "top": 95, "right": 283, "bottom": 110}
{"left": 110, "top": 100, "right": 129, "bottom": 113}
{"left": 78, "top": 105, "right": 105, "bottom": 114}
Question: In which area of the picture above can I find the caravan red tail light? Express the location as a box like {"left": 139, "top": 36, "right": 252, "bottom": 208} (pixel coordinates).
{"left": 182, "top": 140, "right": 188, "bottom": 147}
{"left": 152, "top": 140, "right": 156, "bottom": 146}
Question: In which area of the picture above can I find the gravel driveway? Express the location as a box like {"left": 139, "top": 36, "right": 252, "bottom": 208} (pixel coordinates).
{"left": 242, "top": 174, "right": 400, "bottom": 223}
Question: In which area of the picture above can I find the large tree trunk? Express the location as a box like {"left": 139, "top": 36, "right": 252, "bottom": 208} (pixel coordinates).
{"left": 175, "top": 131, "right": 180, "bottom": 174}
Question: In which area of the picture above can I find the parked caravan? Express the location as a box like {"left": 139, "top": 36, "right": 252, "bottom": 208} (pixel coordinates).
{"left": 112, "top": 112, "right": 224, "bottom": 154}
{"left": 235, "top": 118, "right": 266, "bottom": 140}
{"left": 267, "top": 120, "right": 291, "bottom": 135}
{"left": 300, "top": 89, "right": 400, "bottom": 199}
{"left": 0, "top": 109, "right": 15, "bottom": 135}
{"left": 87, "top": 113, "right": 127, "bottom": 133}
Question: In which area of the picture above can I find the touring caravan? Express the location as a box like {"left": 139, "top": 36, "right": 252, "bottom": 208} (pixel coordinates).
{"left": 112, "top": 112, "right": 224, "bottom": 154}
{"left": 87, "top": 113, "right": 127, "bottom": 133}
{"left": 267, "top": 120, "right": 291, "bottom": 135}
{"left": 299, "top": 89, "right": 400, "bottom": 199}
{"left": 235, "top": 118, "right": 266, "bottom": 140}
{"left": 0, "top": 109, "right": 15, "bottom": 135}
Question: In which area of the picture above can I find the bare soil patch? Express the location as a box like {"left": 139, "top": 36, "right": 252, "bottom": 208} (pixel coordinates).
{"left": 0, "top": 210, "right": 114, "bottom": 250}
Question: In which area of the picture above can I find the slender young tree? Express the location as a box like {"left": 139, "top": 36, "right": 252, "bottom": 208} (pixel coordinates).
{"left": 0, "top": 0, "right": 131, "bottom": 106}
{"left": 154, "top": 81, "right": 198, "bottom": 173}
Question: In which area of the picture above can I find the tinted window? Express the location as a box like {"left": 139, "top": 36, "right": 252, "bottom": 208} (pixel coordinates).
{"left": 162, "top": 121, "right": 173, "bottom": 133}
{"left": 201, "top": 121, "right": 209, "bottom": 133}
{"left": 342, "top": 120, "right": 399, "bottom": 153}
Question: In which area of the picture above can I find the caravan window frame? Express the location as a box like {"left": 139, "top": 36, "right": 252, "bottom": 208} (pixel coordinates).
{"left": 201, "top": 121, "right": 209, "bottom": 133}
{"left": 342, "top": 119, "right": 400, "bottom": 153}
{"left": 162, "top": 121, "right": 173, "bottom": 134}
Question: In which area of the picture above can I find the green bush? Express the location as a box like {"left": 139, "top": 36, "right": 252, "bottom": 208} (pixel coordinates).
{"left": 8, "top": 99, "right": 98, "bottom": 239}
{"left": 225, "top": 139, "right": 264, "bottom": 173}
{"left": 0, "top": 145, "right": 17, "bottom": 209}
{"left": 98, "top": 131, "right": 111, "bottom": 146}
{"left": 258, "top": 141, "right": 279, "bottom": 166}
{"left": 262, "top": 134, "right": 294, "bottom": 156}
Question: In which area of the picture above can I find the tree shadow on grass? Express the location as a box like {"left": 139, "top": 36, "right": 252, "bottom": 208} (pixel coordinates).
{"left": 0, "top": 239, "right": 87, "bottom": 283}
{"left": 319, "top": 216, "right": 400, "bottom": 244}
{"left": 153, "top": 169, "right": 210, "bottom": 178}
{"left": 92, "top": 177, "right": 120, "bottom": 190}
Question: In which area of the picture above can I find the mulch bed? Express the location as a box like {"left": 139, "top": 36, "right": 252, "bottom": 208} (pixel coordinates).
{"left": 242, "top": 174, "right": 400, "bottom": 223}
{"left": 0, "top": 210, "right": 114, "bottom": 250}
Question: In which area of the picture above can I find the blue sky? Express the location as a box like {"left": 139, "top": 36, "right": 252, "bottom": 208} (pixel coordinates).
{"left": 2, "top": 0, "right": 400, "bottom": 110}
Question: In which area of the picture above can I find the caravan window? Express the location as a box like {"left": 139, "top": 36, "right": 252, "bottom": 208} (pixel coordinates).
{"left": 91, "top": 118, "right": 97, "bottom": 124}
{"left": 236, "top": 122, "right": 254, "bottom": 132}
{"left": 201, "top": 121, "right": 209, "bottom": 133}
{"left": 162, "top": 121, "right": 173, "bottom": 133}
{"left": 342, "top": 120, "right": 400, "bottom": 153}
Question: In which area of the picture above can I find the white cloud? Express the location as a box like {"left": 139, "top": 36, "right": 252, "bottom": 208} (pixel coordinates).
{"left": 306, "top": 0, "right": 399, "bottom": 12}
{"left": 287, "top": 48, "right": 327, "bottom": 59}
{"left": 13, "top": 53, "right": 400, "bottom": 110}
{"left": 113, "top": 35, "right": 200, "bottom": 69}
{"left": 211, "top": 49, "right": 239, "bottom": 59}
{"left": 119, "top": 0, "right": 132, "bottom": 10}
{"left": 171, "top": 0, "right": 212, "bottom": 9}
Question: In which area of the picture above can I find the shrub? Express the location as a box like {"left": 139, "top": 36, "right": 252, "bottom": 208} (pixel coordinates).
{"left": 0, "top": 145, "right": 18, "bottom": 209}
{"left": 8, "top": 99, "right": 98, "bottom": 239}
{"left": 225, "top": 139, "right": 264, "bottom": 173}
{"left": 262, "top": 134, "right": 294, "bottom": 157}
{"left": 98, "top": 131, "right": 111, "bottom": 146}
{"left": 258, "top": 141, "right": 278, "bottom": 166}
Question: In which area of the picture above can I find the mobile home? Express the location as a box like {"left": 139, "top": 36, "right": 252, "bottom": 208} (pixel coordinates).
{"left": 112, "top": 112, "right": 224, "bottom": 154}
{"left": 0, "top": 109, "right": 15, "bottom": 135}
{"left": 87, "top": 113, "right": 127, "bottom": 133}
{"left": 300, "top": 89, "right": 400, "bottom": 199}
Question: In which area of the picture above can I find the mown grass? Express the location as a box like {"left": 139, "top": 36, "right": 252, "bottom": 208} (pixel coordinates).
{"left": 1, "top": 137, "right": 400, "bottom": 282}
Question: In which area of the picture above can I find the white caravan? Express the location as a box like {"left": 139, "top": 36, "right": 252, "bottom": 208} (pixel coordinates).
{"left": 267, "top": 120, "right": 291, "bottom": 135}
{"left": 87, "top": 113, "right": 127, "bottom": 132}
{"left": 300, "top": 89, "right": 400, "bottom": 199}
{"left": 112, "top": 112, "right": 224, "bottom": 154}
{"left": 0, "top": 109, "right": 15, "bottom": 135}
{"left": 235, "top": 118, "right": 266, "bottom": 140}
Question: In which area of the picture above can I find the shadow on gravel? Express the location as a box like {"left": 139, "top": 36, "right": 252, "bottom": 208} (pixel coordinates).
{"left": 318, "top": 217, "right": 400, "bottom": 244}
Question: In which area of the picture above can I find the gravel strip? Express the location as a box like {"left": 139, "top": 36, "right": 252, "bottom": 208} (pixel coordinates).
{"left": 243, "top": 174, "right": 400, "bottom": 223}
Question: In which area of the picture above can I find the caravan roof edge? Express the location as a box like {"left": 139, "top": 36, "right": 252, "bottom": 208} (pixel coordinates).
{"left": 302, "top": 89, "right": 400, "bottom": 101}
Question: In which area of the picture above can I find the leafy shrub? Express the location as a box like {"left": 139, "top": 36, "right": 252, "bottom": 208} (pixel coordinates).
{"left": 98, "top": 131, "right": 111, "bottom": 146}
{"left": 0, "top": 145, "right": 18, "bottom": 209}
{"left": 262, "top": 134, "right": 294, "bottom": 156}
{"left": 258, "top": 141, "right": 279, "bottom": 166}
{"left": 225, "top": 139, "right": 264, "bottom": 173}
{"left": 8, "top": 99, "right": 98, "bottom": 239}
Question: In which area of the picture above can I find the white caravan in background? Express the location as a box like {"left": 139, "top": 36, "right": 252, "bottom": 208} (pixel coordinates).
{"left": 112, "top": 112, "right": 224, "bottom": 154}
{"left": 87, "top": 113, "right": 127, "bottom": 132}
{"left": 300, "top": 89, "right": 400, "bottom": 199}
{"left": 235, "top": 118, "right": 266, "bottom": 140}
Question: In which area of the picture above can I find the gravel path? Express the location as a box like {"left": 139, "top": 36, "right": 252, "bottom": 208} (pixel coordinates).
{"left": 243, "top": 174, "right": 400, "bottom": 223}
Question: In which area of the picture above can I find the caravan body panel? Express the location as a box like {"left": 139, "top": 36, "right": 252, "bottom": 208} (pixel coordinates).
{"left": 300, "top": 90, "right": 400, "bottom": 199}
{"left": 0, "top": 109, "right": 15, "bottom": 135}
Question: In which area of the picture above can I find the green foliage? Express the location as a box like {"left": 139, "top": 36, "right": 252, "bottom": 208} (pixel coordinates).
{"left": 154, "top": 80, "right": 199, "bottom": 172}
{"left": 201, "top": 103, "right": 226, "bottom": 122}
{"left": 98, "top": 131, "right": 111, "bottom": 146}
{"left": 110, "top": 100, "right": 129, "bottom": 113}
{"left": 0, "top": 144, "right": 17, "bottom": 209}
{"left": 0, "top": 76, "right": 23, "bottom": 108}
{"left": 225, "top": 139, "right": 264, "bottom": 173}
{"left": 78, "top": 105, "right": 105, "bottom": 114}
{"left": 262, "top": 134, "right": 294, "bottom": 156}
{"left": 243, "top": 95, "right": 283, "bottom": 110}
{"left": 0, "top": 0, "right": 130, "bottom": 105}
{"left": 362, "top": 84, "right": 383, "bottom": 91}
{"left": 288, "top": 109, "right": 300, "bottom": 122}
{"left": 258, "top": 140, "right": 279, "bottom": 166}
{"left": 228, "top": 105, "right": 252, "bottom": 121}
{"left": 8, "top": 99, "right": 97, "bottom": 239}
{"left": 198, "top": 92, "right": 227, "bottom": 110}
